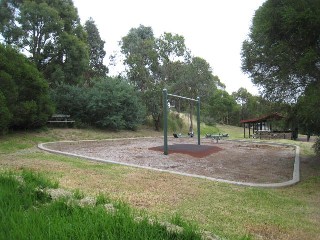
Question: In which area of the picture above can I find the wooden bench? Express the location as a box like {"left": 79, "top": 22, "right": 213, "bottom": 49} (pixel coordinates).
{"left": 47, "top": 114, "right": 75, "bottom": 127}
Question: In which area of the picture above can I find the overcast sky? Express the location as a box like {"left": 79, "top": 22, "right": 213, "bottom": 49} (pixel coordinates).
{"left": 73, "top": 0, "right": 266, "bottom": 95}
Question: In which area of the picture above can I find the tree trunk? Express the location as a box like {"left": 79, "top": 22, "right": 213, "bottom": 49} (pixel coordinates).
{"left": 189, "top": 102, "right": 194, "bottom": 133}
{"left": 153, "top": 113, "right": 160, "bottom": 131}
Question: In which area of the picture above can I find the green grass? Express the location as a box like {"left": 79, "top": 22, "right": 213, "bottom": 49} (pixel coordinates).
{"left": 0, "top": 170, "right": 202, "bottom": 240}
{"left": 216, "top": 124, "right": 245, "bottom": 139}
{"left": 1, "top": 126, "right": 319, "bottom": 239}
{"left": 0, "top": 130, "right": 56, "bottom": 154}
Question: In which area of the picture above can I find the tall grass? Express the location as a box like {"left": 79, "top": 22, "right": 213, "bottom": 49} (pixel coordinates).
{"left": 0, "top": 170, "right": 202, "bottom": 240}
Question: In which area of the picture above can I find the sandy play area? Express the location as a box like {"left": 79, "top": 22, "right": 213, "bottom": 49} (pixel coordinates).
{"left": 40, "top": 137, "right": 297, "bottom": 185}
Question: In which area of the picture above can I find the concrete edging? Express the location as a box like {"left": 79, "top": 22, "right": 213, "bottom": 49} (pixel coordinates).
{"left": 38, "top": 138, "right": 300, "bottom": 188}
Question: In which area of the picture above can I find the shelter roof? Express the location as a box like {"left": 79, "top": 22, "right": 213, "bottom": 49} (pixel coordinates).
{"left": 240, "top": 113, "right": 284, "bottom": 124}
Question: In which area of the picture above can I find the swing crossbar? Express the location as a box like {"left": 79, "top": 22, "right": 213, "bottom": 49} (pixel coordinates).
{"left": 167, "top": 93, "right": 199, "bottom": 102}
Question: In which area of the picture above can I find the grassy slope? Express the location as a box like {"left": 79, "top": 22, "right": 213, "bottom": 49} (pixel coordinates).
{"left": 0, "top": 171, "right": 202, "bottom": 240}
{"left": 0, "top": 126, "right": 319, "bottom": 239}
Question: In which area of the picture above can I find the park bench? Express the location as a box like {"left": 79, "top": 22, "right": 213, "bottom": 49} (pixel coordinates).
{"left": 47, "top": 114, "right": 75, "bottom": 127}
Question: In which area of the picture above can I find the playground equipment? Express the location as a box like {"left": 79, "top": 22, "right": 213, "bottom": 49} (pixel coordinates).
{"left": 205, "top": 133, "right": 229, "bottom": 143}
{"left": 163, "top": 89, "right": 200, "bottom": 155}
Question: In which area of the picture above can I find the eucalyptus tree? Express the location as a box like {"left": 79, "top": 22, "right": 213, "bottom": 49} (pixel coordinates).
{"left": 156, "top": 32, "right": 191, "bottom": 84}
{"left": 120, "top": 25, "right": 158, "bottom": 92}
{"left": 241, "top": 0, "right": 320, "bottom": 102}
{"left": 170, "top": 57, "right": 222, "bottom": 130}
{"left": 84, "top": 18, "right": 108, "bottom": 83}
{"left": 242, "top": 0, "right": 320, "bottom": 143}
{"left": 0, "top": 0, "right": 89, "bottom": 85}
{"left": 120, "top": 25, "right": 191, "bottom": 130}
{"left": 232, "top": 88, "right": 258, "bottom": 120}
{"left": 205, "top": 89, "right": 238, "bottom": 125}
{"left": 120, "top": 25, "right": 224, "bottom": 130}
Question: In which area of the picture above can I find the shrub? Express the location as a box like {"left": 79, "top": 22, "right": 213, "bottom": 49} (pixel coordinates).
{"left": 86, "top": 78, "right": 146, "bottom": 130}
{"left": 49, "top": 83, "right": 89, "bottom": 123}
{"left": 0, "top": 91, "right": 12, "bottom": 134}
{"left": 51, "top": 77, "right": 146, "bottom": 130}
{"left": 168, "top": 112, "right": 184, "bottom": 133}
{"left": 0, "top": 44, "right": 54, "bottom": 130}
{"left": 312, "top": 137, "right": 320, "bottom": 158}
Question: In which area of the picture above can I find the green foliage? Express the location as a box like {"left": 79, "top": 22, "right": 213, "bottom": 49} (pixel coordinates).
{"left": 241, "top": 0, "right": 320, "bottom": 102}
{"left": 86, "top": 78, "right": 146, "bottom": 130}
{"left": 296, "top": 83, "right": 320, "bottom": 136}
{"left": 313, "top": 137, "right": 320, "bottom": 158}
{"left": 121, "top": 26, "right": 223, "bottom": 130}
{"left": 50, "top": 83, "right": 89, "bottom": 122}
{"left": 54, "top": 31, "right": 89, "bottom": 85}
{"left": 231, "top": 87, "right": 291, "bottom": 128}
{"left": 73, "top": 189, "right": 85, "bottom": 200}
{"left": 0, "top": 91, "right": 11, "bottom": 134}
{"left": 84, "top": 18, "right": 108, "bottom": 81}
{"left": 203, "top": 89, "right": 238, "bottom": 125}
{"left": 168, "top": 112, "right": 184, "bottom": 133}
{"left": 121, "top": 25, "right": 159, "bottom": 92}
{"left": 0, "top": 44, "right": 54, "bottom": 131}
{"left": 0, "top": 0, "right": 89, "bottom": 86}
{"left": 0, "top": 170, "right": 202, "bottom": 240}
{"left": 51, "top": 77, "right": 146, "bottom": 130}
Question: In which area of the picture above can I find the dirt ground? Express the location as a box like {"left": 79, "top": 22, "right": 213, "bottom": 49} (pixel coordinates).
{"left": 44, "top": 137, "right": 296, "bottom": 184}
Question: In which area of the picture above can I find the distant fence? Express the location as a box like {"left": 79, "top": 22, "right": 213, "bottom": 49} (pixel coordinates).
{"left": 252, "top": 131, "right": 292, "bottom": 140}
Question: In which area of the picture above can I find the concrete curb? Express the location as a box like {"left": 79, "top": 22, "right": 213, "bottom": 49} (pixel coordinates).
{"left": 38, "top": 138, "right": 300, "bottom": 188}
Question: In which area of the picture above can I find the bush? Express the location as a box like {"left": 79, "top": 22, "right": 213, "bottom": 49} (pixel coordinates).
{"left": 51, "top": 78, "right": 146, "bottom": 130}
{"left": 0, "top": 44, "right": 54, "bottom": 130}
{"left": 50, "top": 83, "right": 89, "bottom": 123}
{"left": 312, "top": 137, "right": 320, "bottom": 158}
{"left": 0, "top": 91, "right": 12, "bottom": 134}
{"left": 168, "top": 112, "right": 184, "bottom": 133}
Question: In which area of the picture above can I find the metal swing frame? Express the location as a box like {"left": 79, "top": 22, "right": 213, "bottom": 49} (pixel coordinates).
{"left": 162, "top": 89, "right": 201, "bottom": 155}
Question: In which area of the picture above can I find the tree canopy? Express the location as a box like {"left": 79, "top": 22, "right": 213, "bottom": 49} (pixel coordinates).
{"left": 0, "top": 0, "right": 89, "bottom": 85}
{"left": 241, "top": 0, "right": 320, "bottom": 102}
{"left": 120, "top": 25, "right": 223, "bottom": 130}
{"left": 84, "top": 18, "right": 108, "bottom": 82}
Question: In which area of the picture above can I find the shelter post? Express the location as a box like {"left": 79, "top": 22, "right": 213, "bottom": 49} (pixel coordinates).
{"left": 197, "top": 97, "right": 200, "bottom": 145}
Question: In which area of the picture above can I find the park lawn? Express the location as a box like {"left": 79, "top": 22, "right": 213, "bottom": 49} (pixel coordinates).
{"left": 0, "top": 126, "right": 319, "bottom": 239}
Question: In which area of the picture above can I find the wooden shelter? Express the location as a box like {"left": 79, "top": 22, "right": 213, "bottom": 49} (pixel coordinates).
{"left": 240, "top": 113, "right": 285, "bottom": 138}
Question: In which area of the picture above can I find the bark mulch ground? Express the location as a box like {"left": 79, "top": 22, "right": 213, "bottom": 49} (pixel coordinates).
{"left": 43, "top": 137, "right": 296, "bottom": 184}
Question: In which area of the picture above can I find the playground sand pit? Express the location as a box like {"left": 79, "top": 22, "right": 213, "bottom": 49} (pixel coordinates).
{"left": 43, "top": 138, "right": 296, "bottom": 184}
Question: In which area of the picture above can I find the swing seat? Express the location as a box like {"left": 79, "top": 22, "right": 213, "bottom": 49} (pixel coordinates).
{"left": 173, "top": 132, "right": 194, "bottom": 138}
{"left": 188, "top": 132, "right": 194, "bottom": 137}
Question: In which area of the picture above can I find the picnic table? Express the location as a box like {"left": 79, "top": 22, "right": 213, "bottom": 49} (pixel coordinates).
{"left": 47, "top": 114, "right": 75, "bottom": 127}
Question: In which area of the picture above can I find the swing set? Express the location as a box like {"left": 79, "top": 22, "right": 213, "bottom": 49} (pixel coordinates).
{"left": 162, "top": 89, "right": 201, "bottom": 155}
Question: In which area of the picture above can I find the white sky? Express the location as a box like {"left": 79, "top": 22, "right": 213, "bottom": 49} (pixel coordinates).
{"left": 73, "top": 0, "right": 266, "bottom": 95}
